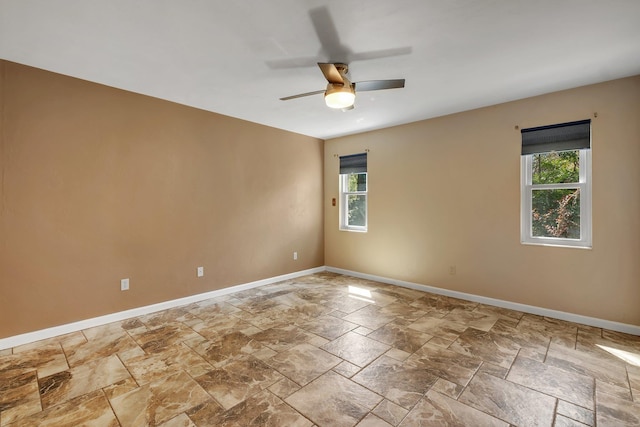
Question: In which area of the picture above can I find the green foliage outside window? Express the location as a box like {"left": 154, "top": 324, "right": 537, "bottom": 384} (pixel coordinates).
{"left": 347, "top": 173, "right": 367, "bottom": 227}
{"left": 531, "top": 151, "right": 580, "bottom": 238}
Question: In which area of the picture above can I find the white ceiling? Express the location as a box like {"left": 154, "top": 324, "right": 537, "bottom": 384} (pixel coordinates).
{"left": 1, "top": 1, "right": 640, "bottom": 139}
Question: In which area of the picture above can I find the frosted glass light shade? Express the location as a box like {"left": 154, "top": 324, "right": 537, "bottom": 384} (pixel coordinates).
{"left": 325, "top": 86, "right": 355, "bottom": 109}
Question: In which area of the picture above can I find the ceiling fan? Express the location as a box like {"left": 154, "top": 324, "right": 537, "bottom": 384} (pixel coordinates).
{"left": 280, "top": 62, "right": 405, "bottom": 111}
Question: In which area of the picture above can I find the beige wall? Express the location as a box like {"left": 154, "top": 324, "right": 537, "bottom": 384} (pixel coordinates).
{"left": 0, "top": 60, "right": 324, "bottom": 338}
{"left": 325, "top": 76, "right": 640, "bottom": 326}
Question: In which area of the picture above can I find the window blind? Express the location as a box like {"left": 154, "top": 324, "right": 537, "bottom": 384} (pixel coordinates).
{"left": 521, "top": 119, "right": 591, "bottom": 155}
{"left": 339, "top": 153, "right": 367, "bottom": 174}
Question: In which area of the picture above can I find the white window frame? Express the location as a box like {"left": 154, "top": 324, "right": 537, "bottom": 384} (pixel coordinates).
{"left": 339, "top": 172, "right": 368, "bottom": 232}
{"left": 520, "top": 149, "right": 592, "bottom": 248}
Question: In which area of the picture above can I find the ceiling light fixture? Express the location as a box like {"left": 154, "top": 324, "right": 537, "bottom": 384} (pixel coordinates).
{"left": 324, "top": 83, "right": 355, "bottom": 109}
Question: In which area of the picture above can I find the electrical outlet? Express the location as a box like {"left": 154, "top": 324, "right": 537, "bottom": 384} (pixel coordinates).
{"left": 293, "top": 252, "right": 298, "bottom": 260}
{"left": 449, "top": 266, "right": 457, "bottom": 276}
{"left": 197, "top": 266, "right": 204, "bottom": 277}
{"left": 121, "top": 278, "right": 129, "bottom": 291}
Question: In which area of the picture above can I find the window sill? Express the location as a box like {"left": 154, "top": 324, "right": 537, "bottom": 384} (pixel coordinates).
{"left": 339, "top": 227, "right": 367, "bottom": 233}
{"left": 521, "top": 240, "right": 592, "bottom": 250}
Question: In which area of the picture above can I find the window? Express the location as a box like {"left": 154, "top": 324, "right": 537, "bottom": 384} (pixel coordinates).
{"left": 339, "top": 153, "right": 367, "bottom": 232}
{"left": 520, "top": 119, "right": 592, "bottom": 248}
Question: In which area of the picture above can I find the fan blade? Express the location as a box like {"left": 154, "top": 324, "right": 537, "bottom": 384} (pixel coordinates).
{"left": 350, "top": 47, "right": 412, "bottom": 62}
{"left": 309, "top": 6, "right": 351, "bottom": 62}
{"left": 266, "top": 56, "right": 320, "bottom": 69}
{"left": 354, "top": 79, "right": 405, "bottom": 92}
{"left": 318, "top": 63, "right": 344, "bottom": 85}
{"left": 280, "top": 89, "right": 325, "bottom": 101}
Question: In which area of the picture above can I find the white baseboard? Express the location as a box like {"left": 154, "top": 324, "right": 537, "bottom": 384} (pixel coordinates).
{"left": 326, "top": 266, "right": 640, "bottom": 336}
{"left": 0, "top": 267, "right": 325, "bottom": 350}
{"left": 3, "top": 265, "right": 637, "bottom": 350}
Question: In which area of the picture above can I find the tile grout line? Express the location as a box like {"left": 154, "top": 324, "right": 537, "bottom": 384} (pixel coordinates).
{"left": 100, "top": 388, "right": 123, "bottom": 427}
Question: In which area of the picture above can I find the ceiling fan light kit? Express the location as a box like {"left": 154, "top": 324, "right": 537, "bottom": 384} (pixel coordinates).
{"left": 280, "top": 62, "right": 405, "bottom": 111}
{"left": 324, "top": 83, "right": 355, "bottom": 109}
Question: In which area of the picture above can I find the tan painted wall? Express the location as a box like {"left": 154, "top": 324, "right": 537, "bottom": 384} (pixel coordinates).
{"left": 0, "top": 60, "right": 324, "bottom": 338}
{"left": 325, "top": 76, "right": 640, "bottom": 326}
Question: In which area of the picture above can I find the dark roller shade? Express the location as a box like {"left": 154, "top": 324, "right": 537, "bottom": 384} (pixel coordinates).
{"left": 340, "top": 153, "right": 367, "bottom": 174}
{"left": 521, "top": 119, "right": 591, "bottom": 155}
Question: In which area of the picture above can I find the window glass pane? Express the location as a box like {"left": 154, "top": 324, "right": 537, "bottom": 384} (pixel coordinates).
{"left": 532, "top": 150, "right": 580, "bottom": 184}
{"left": 348, "top": 173, "right": 367, "bottom": 192}
{"left": 532, "top": 188, "right": 580, "bottom": 238}
{"left": 347, "top": 195, "right": 367, "bottom": 227}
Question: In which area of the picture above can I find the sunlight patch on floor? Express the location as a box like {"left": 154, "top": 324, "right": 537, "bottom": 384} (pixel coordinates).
{"left": 597, "top": 344, "right": 640, "bottom": 367}
{"left": 348, "top": 286, "right": 375, "bottom": 303}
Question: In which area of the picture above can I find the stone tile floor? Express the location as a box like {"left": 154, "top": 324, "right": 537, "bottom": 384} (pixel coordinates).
{"left": 1, "top": 272, "right": 639, "bottom": 426}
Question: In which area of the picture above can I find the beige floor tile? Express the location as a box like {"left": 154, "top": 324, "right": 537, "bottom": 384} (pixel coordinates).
{"left": 321, "top": 331, "right": 390, "bottom": 367}
{"left": 0, "top": 343, "right": 68, "bottom": 379}
{"left": 110, "top": 371, "right": 211, "bottom": 426}
{"left": 129, "top": 323, "right": 202, "bottom": 353}
{"left": 408, "top": 343, "right": 482, "bottom": 387}
{"left": 378, "top": 301, "right": 428, "bottom": 322}
{"left": 39, "top": 354, "right": 130, "bottom": 409}
{"left": 187, "top": 299, "right": 241, "bottom": 319}
{"left": 627, "top": 364, "right": 640, "bottom": 394}
{"left": 324, "top": 295, "right": 372, "bottom": 314}
{"left": 12, "top": 332, "right": 86, "bottom": 353}
{"left": 82, "top": 320, "right": 137, "bottom": 341}
{"left": 333, "top": 360, "right": 361, "bottom": 378}
{"left": 485, "top": 319, "right": 551, "bottom": 361}
{"left": 596, "top": 389, "right": 640, "bottom": 425}
{"left": 251, "top": 324, "right": 317, "bottom": 352}
{"left": 554, "top": 414, "right": 590, "bottom": 427}
{"left": 367, "top": 322, "right": 433, "bottom": 353}
{"left": 139, "top": 306, "right": 199, "bottom": 328}
{"left": 591, "top": 378, "right": 633, "bottom": 403}
{"left": 356, "top": 413, "right": 393, "bottom": 427}
{"left": 0, "top": 368, "right": 41, "bottom": 425}
{"left": 157, "top": 412, "right": 197, "bottom": 427}
{"left": 266, "top": 343, "right": 341, "bottom": 385}
{"left": 372, "top": 399, "right": 409, "bottom": 426}
{"left": 556, "top": 400, "right": 594, "bottom": 426}
{"left": 472, "top": 303, "right": 524, "bottom": 322}
{"left": 443, "top": 307, "right": 499, "bottom": 331}
{"left": 506, "top": 355, "right": 594, "bottom": 408}
{"left": 545, "top": 342, "right": 629, "bottom": 389}
{"left": 459, "top": 372, "right": 556, "bottom": 426}
{"left": 385, "top": 347, "right": 412, "bottom": 361}
{"left": 342, "top": 305, "right": 396, "bottom": 330}
{"left": 194, "top": 356, "right": 283, "bottom": 410}
{"left": 189, "top": 313, "right": 255, "bottom": 340}
{"left": 352, "top": 355, "right": 438, "bottom": 409}
{"left": 400, "top": 390, "right": 508, "bottom": 426}
{"left": 411, "top": 293, "right": 477, "bottom": 317}
{"left": 431, "top": 377, "right": 465, "bottom": 399}
{"left": 286, "top": 370, "right": 382, "bottom": 427}
{"left": 122, "top": 342, "right": 213, "bottom": 385}
{"left": 407, "top": 315, "right": 468, "bottom": 341}
{"left": 298, "top": 315, "right": 359, "bottom": 340}
{"left": 268, "top": 377, "right": 301, "bottom": 398}
{"left": 63, "top": 330, "right": 140, "bottom": 367}
{"left": 102, "top": 376, "right": 140, "bottom": 401}
{"left": 12, "top": 389, "right": 118, "bottom": 427}
{"left": 449, "top": 327, "right": 520, "bottom": 369}
{"left": 187, "top": 330, "right": 262, "bottom": 367}
{"left": 191, "top": 389, "right": 313, "bottom": 427}
{"left": 477, "top": 361, "right": 509, "bottom": 379}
